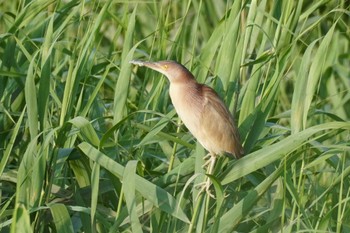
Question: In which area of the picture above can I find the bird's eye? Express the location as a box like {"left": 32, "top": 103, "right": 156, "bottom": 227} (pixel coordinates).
{"left": 163, "top": 65, "right": 168, "bottom": 70}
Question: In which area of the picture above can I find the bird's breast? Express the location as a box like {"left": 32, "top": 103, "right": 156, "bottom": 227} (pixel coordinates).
{"left": 169, "top": 82, "right": 243, "bottom": 157}
{"left": 169, "top": 83, "right": 203, "bottom": 135}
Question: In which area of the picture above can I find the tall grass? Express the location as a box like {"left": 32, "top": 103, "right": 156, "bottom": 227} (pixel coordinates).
{"left": 0, "top": 0, "right": 349, "bottom": 232}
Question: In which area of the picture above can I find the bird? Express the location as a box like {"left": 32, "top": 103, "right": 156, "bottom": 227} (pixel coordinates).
{"left": 130, "top": 60, "right": 244, "bottom": 194}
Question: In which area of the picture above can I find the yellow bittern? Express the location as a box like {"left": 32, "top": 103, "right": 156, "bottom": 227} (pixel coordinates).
{"left": 130, "top": 60, "right": 244, "bottom": 193}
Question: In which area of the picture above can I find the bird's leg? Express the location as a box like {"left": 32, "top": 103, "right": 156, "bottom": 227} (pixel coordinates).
{"left": 203, "top": 153, "right": 211, "bottom": 161}
{"left": 204, "top": 155, "right": 216, "bottom": 197}
{"left": 202, "top": 153, "right": 212, "bottom": 168}
{"left": 196, "top": 153, "right": 217, "bottom": 199}
{"left": 207, "top": 155, "right": 216, "bottom": 176}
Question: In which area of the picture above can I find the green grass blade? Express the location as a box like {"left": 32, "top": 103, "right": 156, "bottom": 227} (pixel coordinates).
{"left": 218, "top": 162, "right": 283, "bottom": 232}
{"left": 302, "top": 24, "right": 336, "bottom": 128}
{"left": 113, "top": 6, "right": 137, "bottom": 123}
{"left": 0, "top": 108, "right": 26, "bottom": 175}
{"left": 78, "top": 142, "right": 190, "bottom": 223}
{"left": 69, "top": 116, "right": 100, "bottom": 146}
{"left": 222, "top": 121, "right": 350, "bottom": 184}
{"left": 37, "top": 11, "right": 54, "bottom": 130}
{"left": 215, "top": 0, "right": 242, "bottom": 86}
{"left": 123, "top": 161, "right": 143, "bottom": 233}
{"left": 24, "top": 52, "right": 39, "bottom": 139}
{"left": 49, "top": 203, "right": 74, "bottom": 233}
{"left": 90, "top": 163, "right": 100, "bottom": 231}
{"left": 1, "top": 1, "right": 349, "bottom": 231}
{"left": 291, "top": 40, "right": 317, "bottom": 133}
{"left": 10, "top": 204, "right": 31, "bottom": 233}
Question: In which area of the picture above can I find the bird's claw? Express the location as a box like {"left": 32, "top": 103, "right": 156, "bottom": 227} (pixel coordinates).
{"left": 195, "top": 180, "right": 216, "bottom": 199}
{"left": 195, "top": 154, "right": 217, "bottom": 199}
{"left": 201, "top": 153, "right": 213, "bottom": 169}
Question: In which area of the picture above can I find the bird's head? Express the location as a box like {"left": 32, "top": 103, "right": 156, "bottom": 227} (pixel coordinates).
{"left": 130, "top": 60, "right": 194, "bottom": 83}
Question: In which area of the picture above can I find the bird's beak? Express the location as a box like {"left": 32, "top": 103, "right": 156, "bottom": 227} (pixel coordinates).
{"left": 130, "top": 60, "right": 163, "bottom": 73}
{"left": 129, "top": 60, "right": 146, "bottom": 66}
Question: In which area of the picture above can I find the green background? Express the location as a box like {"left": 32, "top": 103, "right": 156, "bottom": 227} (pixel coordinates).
{"left": 0, "top": 0, "right": 349, "bottom": 232}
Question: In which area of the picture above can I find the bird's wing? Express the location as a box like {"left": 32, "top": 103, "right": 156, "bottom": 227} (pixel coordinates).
{"left": 200, "top": 85, "right": 244, "bottom": 158}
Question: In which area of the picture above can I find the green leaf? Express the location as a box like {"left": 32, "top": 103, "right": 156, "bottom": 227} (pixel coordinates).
{"left": 69, "top": 116, "right": 100, "bottom": 146}
{"left": 113, "top": 6, "right": 137, "bottom": 123}
{"left": 78, "top": 142, "right": 190, "bottom": 223}
{"left": 10, "top": 204, "right": 31, "bottom": 233}
{"left": 49, "top": 203, "right": 74, "bottom": 233}
{"left": 302, "top": 24, "right": 336, "bottom": 129}
{"left": 0, "top": 108, "right": 26, "bottom": 176}
{"left": 90, "top": 163, "right": 100, "bottom": 230}
{"left": 222, "top": 121, "right": 350, "bottom": 184}
{"left": 218, "top": 161, "right": 283, "bottom": 232}
{"left": 123, "top": 161, "right": 143, "bottom": 233}
{"left": 25, "top": 52, "right": 39, "bottom": 139}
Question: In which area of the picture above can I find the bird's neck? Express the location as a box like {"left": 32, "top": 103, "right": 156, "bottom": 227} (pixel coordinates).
{"left": 168, "top": 80, "right": 203, "bottom": 137}
{"left": 167, "top": 70, "right": 195, "bottom": 84}
{"left": 169, "top": 80, "right": 202, "bottom": 107}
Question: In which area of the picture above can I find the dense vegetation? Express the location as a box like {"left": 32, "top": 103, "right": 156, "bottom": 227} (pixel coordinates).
{"left": 0, "top": 0, "right": 349, "bottom": 232}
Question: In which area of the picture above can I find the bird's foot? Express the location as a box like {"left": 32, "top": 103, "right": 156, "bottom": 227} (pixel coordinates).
{"left": 195, "top": 154, "right": 217, "bottom": 199}
{"left": 201, "top": 153, "right": 213, "bottom": 170}
{"left": 195, "top": 179, "right": 216, "bottom": 199}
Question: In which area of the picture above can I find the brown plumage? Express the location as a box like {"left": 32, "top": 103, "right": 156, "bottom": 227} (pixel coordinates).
{"left": 130, "top": 60, "right": 244, "bottom": 159}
